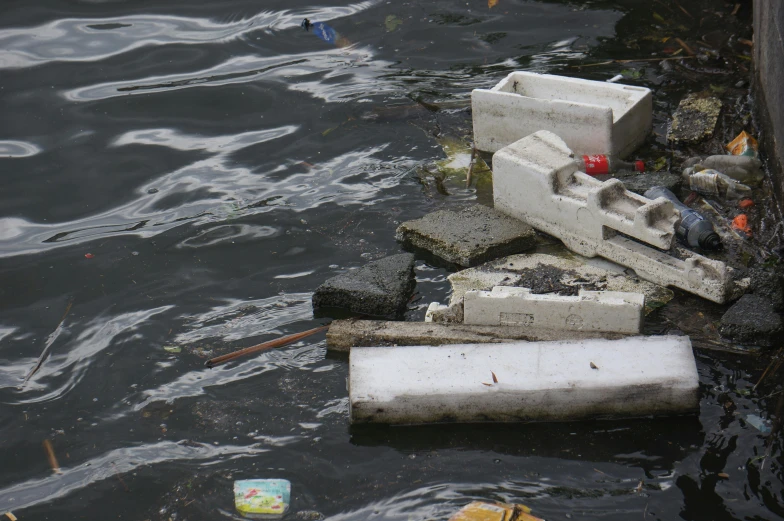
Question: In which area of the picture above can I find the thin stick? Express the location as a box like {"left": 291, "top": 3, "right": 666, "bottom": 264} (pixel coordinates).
{"left": 675, "top": 38, "right": 695, "bottom": 56}
{"left": 42, "top": 439, "right": 61, "bottom": 474}
{"left": 111, "top": 462, "right": 130, "bottom": 492}
{"left": 466, "top": 146, "right": 477, "bottom": 188}
{"left": 674, "top": 1, "right": 694, "bottom": 19}
{"left": 753, "top": 348, "right": 783, "bottom": 391}
{"left": 205, "top": 325, "right": 330, "bottom": 368}
{"left": 572, "top": 56, "right": 698, "bottom": 68}
{"left": 22, "top": 301, "right": 73, "bottom": 386}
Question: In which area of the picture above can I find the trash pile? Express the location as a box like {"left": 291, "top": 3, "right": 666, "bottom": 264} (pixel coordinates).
{"left": 225, "top": 70, "right": 783, "bottom": 519}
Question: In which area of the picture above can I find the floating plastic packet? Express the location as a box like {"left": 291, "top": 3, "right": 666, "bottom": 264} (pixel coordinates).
{"left": 234, "top": 479, "right": 291, "bottom": 519}
{"left": 448, "top": 501, "right": 544, "bottom": 521}
{"left": 726, "top": 130, "right": 759, "bottom": 158}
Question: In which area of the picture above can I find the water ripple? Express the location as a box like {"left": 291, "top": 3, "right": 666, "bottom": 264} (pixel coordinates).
{"left": 0, "top": 2, "right": 380, "bottom": 69}
{"left": 0, "top": 140, "right": 41, "bottom": 157}
{"left": 0, "top": 440, "right": 265, "bottom": 512}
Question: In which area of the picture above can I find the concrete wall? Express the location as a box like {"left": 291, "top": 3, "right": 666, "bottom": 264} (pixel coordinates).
{"left": 753, "top": 0, "right": 784, "bottom": 200}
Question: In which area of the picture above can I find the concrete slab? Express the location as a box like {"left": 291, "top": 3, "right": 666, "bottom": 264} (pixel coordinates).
{"left": 349, "top": 336, "right": 700, "bottom": 424}
{"left": 492, "top": 131, "right": 736, "bottom": 303}
{"left": 472, "top": 71, "right": 652, "bottom": 157}
{"left": 463, "top": 287, "right": 644, "bottom": 334}
{"left": 395, "top": 205, "right": 536, "bottom": 267}
{"left": 719, "top": 294, "right": 783, "bottom": 347}
{"left": 667, "top": 95, "right": 722, "bottom": 144}
{"left": 312, "top": 253, "right": 415, "bottom": 318}
{"left": 326, "top": 319, "right": 626, "bottom": 352}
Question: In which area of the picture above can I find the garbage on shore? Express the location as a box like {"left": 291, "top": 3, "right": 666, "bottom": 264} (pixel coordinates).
{"left": 682, "top": 167, "right": 752, "bottom": 199}
{"left": 726, "top": 130, "right": 759, "bottom": 158}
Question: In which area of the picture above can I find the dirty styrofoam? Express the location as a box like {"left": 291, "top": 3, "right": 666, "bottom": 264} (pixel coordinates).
{"left": 463, "top": 287, "right": 644, "bottom": 334}
{"left": 492, "top": 130, "right": 736, "bottom": 304}
{"left": 234, "top": 479, "right": 291, "bottom": 518}
{"left": 349, "top": 336, "right": 699, "bottom": 424}
{"left": 472, "top": 71, "right": 652, "bottom": 157}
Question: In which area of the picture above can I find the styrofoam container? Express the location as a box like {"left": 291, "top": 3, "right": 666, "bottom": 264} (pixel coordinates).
{"left": 463, "top": 286, "right": 644, "bottom": 334}
{"left": 471, "top": 71, "right": 652, "bottom": 157}
{"left": 349, "top": 336, "right": 698, "bottom": 424}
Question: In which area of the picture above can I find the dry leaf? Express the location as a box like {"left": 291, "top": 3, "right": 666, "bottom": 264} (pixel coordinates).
{"left": 590, "top": 362, "right": 598, "bottom": 369}
{"left": 488, "top": 0, "right": 498, "bottom": 8}
{"left": 482, "top": 382, "right": 492, "bottom": 386}
{"left": 718, "top": 472, "right": 729, "bottom": 479}
{"left": 4, "top": 513, "right": 18, "bottom": 521}
{"left": 492, "top": 371, "right": 499, "bottom": 383}
{"left": 636, "top": 480, "right": 643, "bottom": 493}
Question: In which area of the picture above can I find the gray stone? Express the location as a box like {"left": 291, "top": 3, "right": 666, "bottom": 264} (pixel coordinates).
{"left": 326, "top": 319, "right": 626, "bottom": 352}
{"left": 749, "top": 267, "right": 784, "bottom": 311}
{"left": 719, "top": 294, "right": 783, "bottom": 347}
{"left": 667, "top": 95, "right": 722, "bottom": 144}
{"left": 395, "top": 205, "right": 536, "bottom": 267}
{"left": 619, "top": 171, "right": 682, "bottom": 195}
{"left": 312, "top": 254, "right": 415, "bottom": 318}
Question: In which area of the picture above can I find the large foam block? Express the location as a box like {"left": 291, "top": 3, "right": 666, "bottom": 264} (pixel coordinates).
{"left": 472, "top": 71, "right": 652, "bottom": 157}
{"left": 349, "top": 336, "right": 699, "bottom": 424}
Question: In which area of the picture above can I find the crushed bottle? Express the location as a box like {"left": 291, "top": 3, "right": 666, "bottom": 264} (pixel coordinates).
{"left": 682, "top": 155, "right": 763, "bottom": 186}
{"left": 682, "top": 167, "right": 752, "bottom": 200}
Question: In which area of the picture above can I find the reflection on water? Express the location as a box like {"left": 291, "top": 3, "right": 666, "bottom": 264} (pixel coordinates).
{"left": 0, "top": 0, "right": 778, "bottom": 520}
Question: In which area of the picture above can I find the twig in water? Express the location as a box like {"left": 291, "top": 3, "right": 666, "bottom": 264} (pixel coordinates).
{"left": 22, "top": 301, "right": 73, "bottom": 387}
{"left": 675, "top": 38, "right": 696, "bottom": 56}
{"left": 754, "top": 347, "right": 783, "bottom": 391}
{"left": 466, "top": 145, "right": 477, "bottom": 188}
{"left": 111, "top": 462, "right": 130, "bottom": 492}
{"left": 42, "top": 439, "right": 61, "bottom": 474}
{"left": 205, "top": 325, "right": 330, "bottom": 368}
{"left": 673, "top": 1, "right": 694, "bottom": 19}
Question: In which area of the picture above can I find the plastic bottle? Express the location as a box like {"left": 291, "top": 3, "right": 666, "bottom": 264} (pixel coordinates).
{"left": 683, "top": 155, "right": 763, "bottom": 186}
{"left": 574, "top": 154, "right": 645, "bottom": 175}
{"left": 682, "top": 167, "right": 752, "bottom": 199}
{"left": 645, "top": 186, "right": 722, "bottom": 250}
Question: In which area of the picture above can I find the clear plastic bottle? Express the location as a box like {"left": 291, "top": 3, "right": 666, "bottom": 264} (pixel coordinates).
{"left": 574, "top": 154, "right": 645, "bottom": 175}
{"left": 645, "top": 186, "right": 722, "bottom": 250}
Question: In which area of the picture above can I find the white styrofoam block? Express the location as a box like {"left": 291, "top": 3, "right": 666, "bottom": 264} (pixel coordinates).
{"left": 472, "top": 71, "right": 652, "bottom": 157}
{"left": 463, "top": 287, "right": 644, "bottom": 334}
{"left": 492, "top": 130, "right": 735, "bottom": 304}
{"left": 349, "top": 336, "right": 699, "bottom": 424}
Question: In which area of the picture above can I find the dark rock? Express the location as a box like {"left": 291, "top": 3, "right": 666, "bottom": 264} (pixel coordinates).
{"left": 749, "top": 267, "right": 784, "bottom": 311}
{"left": 619, "top": 171, "right": 682, "bottom": 195}
{"left": 395, "top": 205, "right": 536, "bottom": 267}
{"left": 312, "top": 254, "right": 416, "bottom": 318}
{"left": 719, "top": 294, "right": 783, "bottom": 347}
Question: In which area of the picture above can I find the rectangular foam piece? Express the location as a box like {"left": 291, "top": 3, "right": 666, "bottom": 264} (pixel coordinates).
{"left": 349, "top": 336, "right": 698, "bottom": 424}
{"left": 472, "top": 71, "right": 652, "bottom": 157}
{"left": 463, "top": 287, "right": 644, "bottom": 334}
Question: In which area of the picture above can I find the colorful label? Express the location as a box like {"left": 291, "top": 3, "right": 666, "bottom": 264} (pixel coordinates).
{"left": 582, "top": 154, "right": 609, "bottom": 175}
{"left": 234, "top": 479, "right": 291, "bottom": 518}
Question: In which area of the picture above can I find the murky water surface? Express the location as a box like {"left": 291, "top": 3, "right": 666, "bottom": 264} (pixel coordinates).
{"left": 2, "top": 1, "right": 781, "bottom": 519}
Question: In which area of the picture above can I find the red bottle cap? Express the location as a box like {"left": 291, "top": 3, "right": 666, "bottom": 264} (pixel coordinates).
{"left": 634, "top": 160, "right": 645, "bottom": 172}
